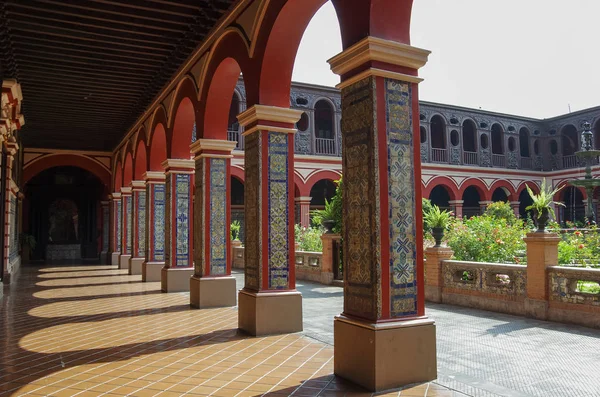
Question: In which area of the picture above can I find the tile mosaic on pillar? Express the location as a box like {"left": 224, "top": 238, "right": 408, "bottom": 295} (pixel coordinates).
{"left": 190, "top": 139, "right": 237, "bottom": 308}
{"left": 111, "top": 193, "right": 122, "bottom": 266}
{"left": 100, "top": 201, "right": 109, "bottom": 265}
{"left": 142, "top": 172, "right": 166, "bottom": 282}
{"left": 129, "top": 181, "right": 146, "bottom": 275}
{"left": 119, "top": 188, "right": 132, "bottom": 270}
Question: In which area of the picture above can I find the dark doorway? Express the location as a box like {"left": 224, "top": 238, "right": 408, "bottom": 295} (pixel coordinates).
{"left": 310, "top": 180, "right": 336, "bottom": 207}
{"left": 519, "top": 189, "right": 534, "bottom": 220}
{"left": 24, "top": 166, "right": 104, "bottom": 263}
{"left": 492, "top": 188, "right": 508, "bottom": 202}
{"left": 462, "top": 186, "right": 482, "bottom": 218}
{"left": 429, "top": 185, "right": 451, "bottom": 210}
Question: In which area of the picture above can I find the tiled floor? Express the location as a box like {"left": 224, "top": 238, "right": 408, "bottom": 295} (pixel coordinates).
{"left": 0, "top": 265, "right": 462, "bottom": 397}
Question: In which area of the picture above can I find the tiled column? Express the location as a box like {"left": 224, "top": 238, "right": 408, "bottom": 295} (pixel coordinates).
{"left": 328, "top": 37, "right": 436, "bottom": 390}
{"left": 236, "top": 105, "right": 303, "bottom": 336}
{"left": 510, "top": 201, "right": 520, "bottom": 217}
{"left": 295, "top": 196, "right": 312, "bottom": 228}
{"left": 110, "top": 193, "right": 122, "bottom": 266}
{"left": 161, "top": 159, "right": 194, "bottom": 292}
{"left": 129, "top": 181, "right": 146, "bottom": 275}
{"left": 119, "top": 187, "right": 133, "bottom": 270}
{"left": 190, "top": 139, "right": 238, "bottom": 308}
{"left": 2, "top": 142, "right": 17, "bottom": 282}
{"left": 100, "top": 201, "right": 110, "bottom": 265}
{"left": 448, "top": 200, "right": 463, "bottom": 218}
{"left": 479, "top": 200, "right": 492, "bottom": 214}
{"left": 142, "top": 172, "right": 166, "bottom": 282}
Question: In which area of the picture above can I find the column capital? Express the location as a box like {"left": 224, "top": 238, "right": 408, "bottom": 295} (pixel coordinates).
{"left": 237, "top": 105, "right": 302, "bottom": 136}
{"left": 110, "top": 192, "right": 122, "bottom": 200}
{"left": 328, "top": 36, "right": 430, "bottom": 88}
{"left": 4, "top": 141, "right": 19, "bottom": 155}
{"left": 448, "top": 200, "right": 464, "bottom": 205}
{"left": 162, "top": 159, "right": 195, "bottom": 173}
{"left": 143, "top": 171, "right": 166, "bottom": 182}
{"left": 120, "top": 187, "right": 132, "bottom": 195}
{"left": 100, "top": 200, "right": 110, "bottom": 206}
{"left": 479, "top": 201, "right": 493, "bottom": 205}
{"left": 295, "top": 196, "right": 312, "bottom": 203}
{"left": 130, "top": 180, "right": 146, "bottom": 191}
{"left": 190, "top": 139, "right": 237, "bottom": 159}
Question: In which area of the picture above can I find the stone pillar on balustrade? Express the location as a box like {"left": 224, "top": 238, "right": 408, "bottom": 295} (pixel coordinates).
{"left": 320, "top": 233, "right": 341, "bottom": 285}
{"left": 189, "top": 139, "right": 238, "bottom": 308}
{"left": 327, "top": 37, "right": 436, "bottom": 390}
{"left": 119, "top": 187, "right": 133, "bottom": 270}
{"left": 129, "top": 180, "right": 146, "bottom": 275}
{"left": 142, "top": 171, "right": 166, "bottom": 282}
{"left": 236, "top": 105, "right": 303, "bottom": 336}
{"left": 448, "top": 200, "right": 463, "bottom": 218}
{"left": 479, "top": 200, "right": 492, "bottom": 214}
{"left": 424, "top": 246, "right": 453, "bottom": 303}
{"left": 510, "top": 201, "right": 520, "bottom": 217}
{"left": 100, "top": 200, "right": 110, "bottom": 265}
{"left": 110, "top": 192, "right": 122, "bottom": 266}
{"left": 161, "top": 159, "right": 195, "bottom": 292}
{"left": 523, "top": 231, "right": 560, "bottom": 320}
{"left": 295, "top": 196, "right": 312, "bottom": 228}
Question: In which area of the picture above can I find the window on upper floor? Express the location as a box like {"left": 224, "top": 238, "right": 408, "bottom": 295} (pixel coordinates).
{"left": 462, "top": 120, "right": 477, "bottom": 152}
{"left": 561, "top": 125, "right": 578, "bottom": 156}
{"left": 491, "top": 124, "right": 504, "bottom": 155}
{"left": 430, "top": 115, "right": 446, "bottom": 149}
{"left": 314, "top": 100, "right": 334, "bottom": 140}
{"left": 519, "top": 128, "right": 530, "bottom": 158}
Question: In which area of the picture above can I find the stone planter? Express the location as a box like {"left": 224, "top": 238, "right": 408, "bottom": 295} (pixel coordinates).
{"left": 534, "top": 208, "right": 550, "bottom": 233}
{"left": 322, "top": 220, "right": 335, "bottom": 234}
{"left": 431, "top": 227, "right": 445, "bottom": 247}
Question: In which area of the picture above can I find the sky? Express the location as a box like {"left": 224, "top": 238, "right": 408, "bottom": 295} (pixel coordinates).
{"left": 292, "top": 1, "right": 600, "bottom": 119}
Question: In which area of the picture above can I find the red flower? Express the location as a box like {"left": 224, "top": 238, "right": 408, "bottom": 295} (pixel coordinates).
{"left": 578, "top": 244, "right": 585, "bottom": 249}
{"left": 575, "top": 231, "right": 582, "bottom": 236}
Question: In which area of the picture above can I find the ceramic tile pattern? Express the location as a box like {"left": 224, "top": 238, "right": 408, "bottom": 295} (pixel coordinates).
{"left": 0, "top": 266, "right": 462, "bottom": 397}
{"left": 116, "top": 201, "right": 122, "bottom": 253}
{"left": 137, "top": 191, "right": 147, "bottom": 257}
{"left": 152, "top": 184, "right": 166, "bottom": 262}
{"left": 209, "top": 159, "right": 227, "bottom": 276}
{"left": 175, "top": 174, "right": 191, "bottom": 267}
{"left": 125, "top": 195, "right": 133, "bottom": 255}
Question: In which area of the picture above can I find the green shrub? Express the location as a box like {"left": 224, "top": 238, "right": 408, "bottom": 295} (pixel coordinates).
{"left": 230, "top": 221, "right": 241, "bottom": 241}
{"left": 311, "top": 177, "right": 343, "bottom": 233}
{"left": 484, "top": 201, "right": 517, "bottom": 225}
{"left": 294, "top": 224, "right": 323, "bottom": 252}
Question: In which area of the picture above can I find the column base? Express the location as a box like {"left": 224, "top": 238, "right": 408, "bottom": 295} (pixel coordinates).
{"left": 119, "top": 254, "right": 132, "bottom": 270}
{"left": 142, "top": 261, "right": 164, "bottom": 282}
{"left": 334, "top": 315, "right": 437, "bottom": 392}
{"left": 190, "top": 276, "right": 237, "bottom": 308}
{"left": 111, "top": 252, "right": 121, "bottom": 266}
{"left": 524, "top": 298, "right": 548, "bottom": 320}
{"left": 238, "top": 289, "right": 303, "bottom": 336}
{"left": 129, "top": 257, "right": 145, "bottom": 275}
{"left": 161, "top": 267, "right": 194, "bottom": 292}
{"left": 100, "top": 251, "right": 109, "bottom": 265}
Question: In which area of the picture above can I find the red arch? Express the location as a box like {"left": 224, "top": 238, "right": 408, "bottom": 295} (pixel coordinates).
{"left": 23, "top": 154, "right": 111, "bottom": 190}
{"left": 170, "top": 96, "right": 196, "bottom": 159}
{"left": 114, "top": 160, "right": 123, "bottom": 191}
{"left": 231, "top": 166, "right": 245, "bottom": 182}
{"left": 149, "top": 123, "right": 167, "bottom": 172}
{"left": 123, "top": 153, "right": 133, "bottom": 188}
{"left": 489, "top": 180, "right": 517, "bottom": 201}
{"left": 134, "top": 137, "right": 148, "bottom": 180}
{"left": 516, "top": 181, "right": 540, "bottom": 197}
{"left": 303, "top": 170, "right": 342, "bottom": 197}
{"left": 422, "top": 176, "right": 459, "bottom": 200}
{"left": 459, "top": 179, "right": 491, "bottom": 201}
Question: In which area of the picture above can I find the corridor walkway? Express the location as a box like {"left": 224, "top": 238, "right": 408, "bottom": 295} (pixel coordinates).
{"left": 2, "top": 265, "right": 600, "bottom": 396}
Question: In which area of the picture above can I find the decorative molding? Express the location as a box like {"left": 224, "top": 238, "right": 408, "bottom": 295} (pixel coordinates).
{"left": 190, "top": 139, "right": 237, "bottom": 155}
{"left": 237, "top": 105, "right": 303, "bottom": 127}
{"left": 337, "top": 68, "right": 423, "bottom": 90}
{"left": 162, "top": 159, "right": 195, "bottom": 171}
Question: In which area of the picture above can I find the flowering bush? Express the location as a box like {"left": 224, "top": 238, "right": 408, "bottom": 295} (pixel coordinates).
{"left": 294, "top": 224, "right": 324, "bottom": 252}
{"left": 445, "top": 203, "right": 527, "bottom": 264}
{"left": 549, "top": 222, "right": 600, "bottom": 266}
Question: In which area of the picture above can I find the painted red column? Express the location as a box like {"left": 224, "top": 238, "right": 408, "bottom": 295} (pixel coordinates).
{"left": 448, "top": 200, "right": 463, "bottom": 218}
{"left": 110, "top": 192, "right": 122, "bottom": 266}
{"left": 236, "top": 105, "right": 303, "bottom": 336}
{"left": 129, "top": 180, "right": 146, "bottom": 275}
{"left": 119, "top": 187, "right": 133, "bottom": 270}
{"left": 295, "top": 196, "right": 312, "bottom": 228}
{"left": 510, "top": 201, "right": 520, "bottom": 217}
{"left": 161, "top": 159, "right": 194, "bottom": 292}
{"left": 190, "top": 139, "right": 238, "bottom": 308}
{"left": 100, "top": 200, "right": 110, "bottom": 265}
{"left": 328, "top": 36, "right": 436, "bottom": 389}
{"left": 479, "top": 200, "right": 492, "bottom": 214}
{"left": 142, "top": 171, "right": 166, "bottom": 282}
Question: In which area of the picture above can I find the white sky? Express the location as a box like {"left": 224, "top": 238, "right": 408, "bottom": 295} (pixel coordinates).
{"left": 292, "top": 1, "right": 600, "bottom": 119}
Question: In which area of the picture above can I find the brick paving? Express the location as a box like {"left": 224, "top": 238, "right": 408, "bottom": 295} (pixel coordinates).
{"left": 0, "top": 265, "right": 462, "bottom": 397}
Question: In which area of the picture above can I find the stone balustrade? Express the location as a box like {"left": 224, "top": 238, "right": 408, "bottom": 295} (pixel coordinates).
{"left": 547, "top": 266, "right": 600, "bottom": 328}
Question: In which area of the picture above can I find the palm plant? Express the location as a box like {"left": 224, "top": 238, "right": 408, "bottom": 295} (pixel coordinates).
{"left": 525, "top": 178, "right": 565, "bottom": 232}
{"left": 423, "top": 204, "right": 452, "bottom": 246}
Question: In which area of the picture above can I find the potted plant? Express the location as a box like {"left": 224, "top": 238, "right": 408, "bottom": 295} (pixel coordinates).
{"left": 311, "top": 199, "right": 337, "bottom": 234}
{"left": 525, "top": 178, "right": 565, "bottom": 232}
{"left": 423, "top": 205, "right": 452, "bottom": 247}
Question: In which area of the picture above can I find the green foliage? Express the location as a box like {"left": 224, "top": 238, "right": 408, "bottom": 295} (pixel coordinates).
{"left": 422, "top": 198, "right": 434, "bottom": 233}
{"left": 230, "top": 221, "right": 241, "bottom": 241}
{"left": 484, "top": 201, "right": 517, "bottom": 225}
{"left": 445, "top": 213, "right": 527, "bottom": 264}
{"left": 577, "top": 281, "right": 600, "bottom": 294}
{"left": 294, "top": 224, "right": 323, "bottom": 252}
{"left": 423, "top": 204, "right": 452, "bottom": 229}
{"left": 552, "top": 225, "right": 600, "bottom": 266}
{"left": 311, "top": 177, "right": 343, "bottom": 233}
{"left": 525, "top": 178, "right": 565, "bottom": 219}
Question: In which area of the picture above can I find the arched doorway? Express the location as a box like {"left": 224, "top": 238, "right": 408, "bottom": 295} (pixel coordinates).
{"left": 24, "top": 166, "right": 105, "bottom": 263}
{"left": 462, "top": 119, "right": 478, "bottom": 165}
{"left": 429, "top": 185, "right": 451, "bottom": 210}
{"left": 491, "top": 187, "right": 509, "bottom": 202}
{"left": 430, "top": 115, "right": 447, "bottom": 162}
{"left": 314, "top": 99, "right": 336, "bottom": 155}
{"left": 310, "top": 179, "right": 336, "bottom": 209}
{"left": 562, "top": 186, "right": 584, "bottom": 224}
{"left": 462, "top": 186, "right": 482, "bottom": 218}
{"left": 231, "top": 176, "right": 245, "bottom": 241}
{"left": 491, "top": 123, "right": 504, "bottom": 166}
{"left": 518, "top": 189, "right": 534, "bottom": 220}
{"left": 561, "top": 125, "right": 579, "bottom": 168}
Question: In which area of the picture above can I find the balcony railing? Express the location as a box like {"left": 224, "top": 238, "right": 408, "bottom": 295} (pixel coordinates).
{"left": 431, "top": 148, "right": 448, "bottom": 163}
{"left": 521, "top": 157, "right": 532, "bottom": 169}
{"left": 463, "top": 151, "right": 478, "bottom": 165}
{"left": 315, "top": 138, "right": 336, "bottom": 156}
{"left": 227, "top": 127, "right": 244, "bottom": 150}
{"left": 562, "top": 154, "right": 578, "bottom": 169}
{"left": 492, "top": 154, "right": 505, "bottom": 167}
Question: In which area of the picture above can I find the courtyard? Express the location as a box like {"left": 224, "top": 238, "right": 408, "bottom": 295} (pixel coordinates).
{"left": 1, "top": 265, "right": 598, "bottom": 397}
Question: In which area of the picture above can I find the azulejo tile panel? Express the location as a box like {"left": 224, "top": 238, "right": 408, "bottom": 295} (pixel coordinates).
{"left": 267, "top": 132, "right": 290, "bottom": 290}
{"left": 116, "top": 201, "right": 122, "bottom": 252}
{"left": 102, "top": 205, "right": 109, "bottom": 252}
{"left": 194, "top": 160, "right": 205, "bottom": 276}
{"left": 385, "top": 78, "right": 418, "bottom": 318}
{"left": 340, "top": 76, "right": 378, "bottom": 320}
{"left": 137, "top": 191, "right": 146, "bottom": 257}
{"left": 153, "top": 184, "right": 165, "bottom": 262}
{"left": 244, "top": 132, "right": 261, "bottom": 290}
{"left": 175, "top": 173, "right": 191, "bottom": 267}
{"left": 210, "top": 158, "right": 227, "bottom": 275}
{"left": 9, "top": 196, "right": 17, "bottom": 260}
{"left": 124, "top": 196, "right": 132, "bottom": 255}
